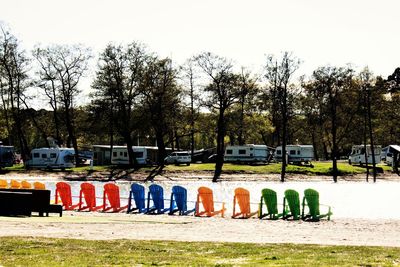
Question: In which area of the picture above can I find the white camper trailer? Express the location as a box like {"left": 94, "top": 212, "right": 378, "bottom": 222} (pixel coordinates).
{"left": 381, "top": 145, "right": 400, "bottom": 166}
{"left": 224, "top": 144, "right": 271, "bottom": 163}
{"left": 111, "top": 146, "right": 159, "bottom": 165}
{"left": 25, "top": 147, "right": 75, "bottom": 170}
{"left": 348, "top": 145, "right": 382, "bottom": 165}
{"left": 274, "top": 145, "right": 314, "bottom": 164}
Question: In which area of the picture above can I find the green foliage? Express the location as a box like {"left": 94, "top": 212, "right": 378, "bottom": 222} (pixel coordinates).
{"left": 0, "top": 237, "right": 399, "bottom": 266}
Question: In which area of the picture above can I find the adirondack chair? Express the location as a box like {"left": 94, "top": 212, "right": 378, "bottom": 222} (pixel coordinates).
{"left": 0, "top": 179, "right": 7, "bottom": 188}
{"left": 283, "top": 189, "right": 301, "bottom": 220}
{"left": 78, "top": 182, "right": 103, "bottom": 212}
{"left": 169, "top": 185, "right": 195, "bottom": 215}
{"left": 195, "top": 186, "right": 225, "bottom": 217}
{"left": 232, "top": 187, "right": 258, "bottom": 218}
{"left": 302, "top": 188, "right": 332, "bottom": 221}
{"left": 10, "top": 179, "right": 21, "bottom": 189}
{"left": 146, "top": 184, "right": 170, "bottom": 214}
{"left": 127, "top": 183, "right": 148, "bottom": 213}
{"left": 259, "top": 188, "right": 284, "bottom": 220}
{"left": 55, "top": 182, "right": 80, "bottom": 210}
{"left": 21, "top": 180, "right": 32, "bottom": 189}
{"left": 102, "top": 183, "right": 128, "bottom": 212}
{"left": 33, "top": 181, "right": 46, "bottom": 190}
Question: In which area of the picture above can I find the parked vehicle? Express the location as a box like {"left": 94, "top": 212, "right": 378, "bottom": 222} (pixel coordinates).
{"left": 0, "top": 143, "right": 14, "bottom": 168}
{"left": 164, "top": 151, "right": 191, "bottom": 166}
{"left": 111, "top": 146, "right": 159, "bottom": 165}
{"left": 224, "top": 144, "right": 271, "bottom": 164}
{"left": 274, "top": 145, "right": 314, "bottom": 165}
{"left": 25, "top": 147, "right": 75, "bottom": 170}
{"left": 381, "top": 145, "right": 400, "bottom": 166}
{"left": 348, "top": 145, "right": 382, "bottom": 165}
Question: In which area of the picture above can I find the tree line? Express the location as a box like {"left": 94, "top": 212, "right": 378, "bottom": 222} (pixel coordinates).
{"left": 1, "top": 24, "right": 399, "bottom": 182}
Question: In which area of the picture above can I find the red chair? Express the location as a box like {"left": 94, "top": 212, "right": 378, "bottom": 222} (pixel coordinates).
{"left": 55, "top": 182, "right": 79, "bottom": 210}
{"left": 78, "top": 182, "right": 103, "bottom": 211}
{"left": 102, "top": 183, "right": 128, "bottom": 212}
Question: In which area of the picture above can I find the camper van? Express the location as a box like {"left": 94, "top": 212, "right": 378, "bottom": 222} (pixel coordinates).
{"left": 25, "top": 147, "right": 75, "bottom": 170}
{"left": 348, "top": 145, "right": 382, "bottom": 165}
{"left": 111, "top": 146, "right": 159, "bottom": 165}
{"left": 274, "top": 145, "right": 314, "bottom": 164}
{"left": 0, "top": 144, "right": 14, "bottom": 168}
{"left": 381, "top": 145, "right": 400, "bottom": 166}
{"left": 224, "top": 144, "right": 271, "bottom": 163}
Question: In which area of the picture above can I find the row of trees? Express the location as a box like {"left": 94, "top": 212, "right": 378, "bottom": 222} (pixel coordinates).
{"left": 1, "top": 24, "right": 399, "bottom": 182}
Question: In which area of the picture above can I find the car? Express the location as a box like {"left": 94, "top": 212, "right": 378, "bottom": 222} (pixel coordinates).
{"left": 164, "top": 151, "right": 191, "bottom": 166}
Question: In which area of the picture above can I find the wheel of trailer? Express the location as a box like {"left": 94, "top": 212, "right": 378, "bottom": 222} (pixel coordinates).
{"left": 186, "top": 163, "right": 190, "bottom": 166}
{"left": 174, "top": 160, "right": 179, "bottom": 166}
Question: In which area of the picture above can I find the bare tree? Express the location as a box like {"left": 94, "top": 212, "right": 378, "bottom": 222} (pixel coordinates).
{"left": 195, "top": 52, "right": 240, "bottom": 182}
{"left": 33, "top": 44, "right": 91, "bottom": 165}
{"left": 264, "top": 52, "right": 300, "bottom": 182}
{"left": 0, "top": 25, "right": 30, "bottom": 160}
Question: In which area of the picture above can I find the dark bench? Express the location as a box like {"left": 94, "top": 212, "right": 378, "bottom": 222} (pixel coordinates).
{"left": 0, "top": 188, "right": 62, "bottom": 217}
{"left": 0, "top": 191, "right": 32, "bottom": 216}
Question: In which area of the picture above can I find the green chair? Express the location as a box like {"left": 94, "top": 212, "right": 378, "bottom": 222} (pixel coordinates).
{"left": 259, "top": 188, "right": 284, "bottom": 219}
{"left": 283, "top": 189, "right": 301, "bottom": 220}
{"left": 302, "top": 188, "right": 332, "bottom": 221}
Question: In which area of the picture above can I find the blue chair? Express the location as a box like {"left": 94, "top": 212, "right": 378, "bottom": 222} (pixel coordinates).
{"left": 127, "top": 183, "right": 147, "bottom": 213}
{"left": 146, "top": 184, "right": 170, "bottom": 214}
{"left": 169, "top": 185, "right": 195, "bottom": 215}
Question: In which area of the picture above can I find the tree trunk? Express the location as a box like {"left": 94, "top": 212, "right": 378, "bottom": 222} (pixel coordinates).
{"left": 367, "top": 89, "right": 377, "bottom": 182}
{"left": 213, "top": 109, "right": 225, "bottom": 182}
{"left": 331, "top": 98, "right": 338, "bottom": 183}
{"left": 155, "top": 129, "right": 167, "bottom": 167}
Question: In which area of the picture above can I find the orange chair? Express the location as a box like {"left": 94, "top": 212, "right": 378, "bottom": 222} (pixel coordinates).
{"left": 21, "top": 180, "right": 32, "bottom": 189}
{"left": 195, "top": 186, "right": 225, "bottom": 217}
{"left": 102, "top": 183, "right": 128, "bottom": 212}
{"left": 232, "top": 187, "right": 258, "bottom": 219}
{"left": 55, "top": 182, "right": 80, "bottom": 210}
{"left": 0, "top": 179, "right": 7, "bottom": 188}
{"left": 78, "top": 182, "right": 103, "bottom": 211}
{"left": 10, "top": 179, "right": 21, "bottom": 189}
{"left": 33, "top": 181, "right": 46, "bottom": 190}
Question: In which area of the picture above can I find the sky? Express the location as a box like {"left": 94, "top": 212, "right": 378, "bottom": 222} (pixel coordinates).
{"left": 1, "top": 0, "right": 400, "bottom": 104}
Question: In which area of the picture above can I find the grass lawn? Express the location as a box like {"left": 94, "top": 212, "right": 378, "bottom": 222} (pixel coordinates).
{"left": 0, "top": 237, "right": 399, "bottom": 266}
{"left": 4, "top": 161, "right": 393, "bottom": 176}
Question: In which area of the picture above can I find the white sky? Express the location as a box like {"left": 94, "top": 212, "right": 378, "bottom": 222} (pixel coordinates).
{"left": 1, "top": 0, "right": 400, "bottom": 104}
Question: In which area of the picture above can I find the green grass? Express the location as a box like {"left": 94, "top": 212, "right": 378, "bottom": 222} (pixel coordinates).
{"left": 4, "top": 161, "right": 393, "bottom": 176}
{"left": 0, "top": 237, "right": 399, "bottom": 266}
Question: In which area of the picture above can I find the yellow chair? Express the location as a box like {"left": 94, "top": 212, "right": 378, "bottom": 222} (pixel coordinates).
{"left": 21, "top": 180, "right": 32, "bottom": 189}
{"left": 33, "top": 181, "right": 46, "bottom": 190}
{"left": 10, "top": 179, "right": 21, "bottom": 189}
{"left": 0, "top": 179, "right": 7, "bottom": 188}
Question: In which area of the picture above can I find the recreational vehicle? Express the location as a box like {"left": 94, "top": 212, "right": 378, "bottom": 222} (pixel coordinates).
{"left": 25, "top": 147, "right": 75, "bottom": 170}
{"left": 348, "top": 145, "right": 382, "bottom": 165}
{"left": 274, "top": 145, "right": 314, "bottom": 164}
{"left": 224, "top": 144, "right": 271, "bottom": 163}
{"left": 0, "top": 144, "right": 14, "bottom": 168}
{"left": 381, "top": 145, "right": 400, "bottom": 166}
{"left": 110, "top": 146, "right": 159, "bottom": 165}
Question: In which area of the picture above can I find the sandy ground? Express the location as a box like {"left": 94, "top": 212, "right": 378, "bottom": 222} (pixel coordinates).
{"left": 1, "top": 211, "right": 400, "bottom": 247}
{"left": 1, "top": 170, "right": 400, "bottom": 247}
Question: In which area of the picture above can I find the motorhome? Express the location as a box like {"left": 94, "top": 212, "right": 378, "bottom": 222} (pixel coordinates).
{"left": 111, "top": 146, "right": 159, "bottom": 165}
{"left": 25, "top": 147, "right": 75, "bottom": 170}
{"left": 348, "top": 145, "right": 382, "bottom": 165}
{"left": 274, "top": 145, "right": 314, "bottom": 164}
{"left": 224, "top": 144, "right": 271, "bottom": 163}
{"left": 381, "top": 145, "right": 400, "bottom": 166}
{"left": 0, "top": 143, "right": 14, "bottom": 168}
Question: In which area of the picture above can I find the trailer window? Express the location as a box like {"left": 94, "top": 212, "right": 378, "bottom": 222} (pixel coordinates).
{"left": 120, "top": 152, "right": 123, "bottom": 156}
{"left": 41, "top": 154, "right": 47, "bottom": 158}
{"left": 297, "top": 151, "right": 300, "bottom": 155}
{"left": 239, "top": 149, "right": 246, "bottom": 155}
{"left": 33, "top": 153, "right": 40, "bottom": 158}
{"left": 134, "top": 152, "right": 143, "bottom": 158}
{"left": 50, "top": 153, "right": 57, "bottom": 158}
{"left": 276, "top": 150, "right": 281, "bottom": 155}
{"left": 113, "top": 152, "right": 117, "bottom": 157}
{"left": 124, "top": 152, "right": 127, "bottom": 157}
{"left": 290, "top": 150, "right": 296, "bottom": 155}
{"left": 226, "top": 149, "right": 232, "bottom": 155}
